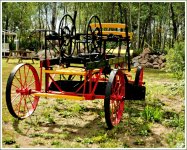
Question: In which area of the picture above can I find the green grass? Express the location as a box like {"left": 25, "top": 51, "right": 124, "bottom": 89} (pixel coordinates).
{"left": 133, "top": 138, "right": 145, "bottom": 146}
{"left": 141, "top": 105, "right": 163, "bottom": 122}
{"left": 163, "top": 112, "right": 185, "bottom": 128}
{"left": 2, "top": 58, "right": 185, "bottom": 148}
{"left": 31, "top": 138, "right": 45, "bottom": 146}
{"left": 166, "top": 129, "right": 185, "bottom": 148}
{"left": 3, "top": 137, "right": 16, "bottom": 145}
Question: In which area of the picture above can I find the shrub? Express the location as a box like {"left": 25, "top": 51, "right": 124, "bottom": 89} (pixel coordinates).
{"left": 132, "top": 48, "right": 142, "bottom": 57}
{"left": 165, "top": 42, "right": 185, "bottom": 79}
{"left": 141, "top": 105, "right": 163, "bottom": 122}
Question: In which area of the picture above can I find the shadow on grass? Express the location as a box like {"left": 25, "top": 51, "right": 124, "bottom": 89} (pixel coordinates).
{"left": 11, "top": 100, "right": 167, "bottom": 148}
{"left": 12, "top": 106, "right": 106, "bottom": 134}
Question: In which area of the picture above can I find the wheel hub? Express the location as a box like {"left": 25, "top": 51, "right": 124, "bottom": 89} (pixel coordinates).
{"left": 111, "top": 95, "right": 123, "bottom": 100}
{"left": 16, "top": 88, "right": 31, "bottom": 95}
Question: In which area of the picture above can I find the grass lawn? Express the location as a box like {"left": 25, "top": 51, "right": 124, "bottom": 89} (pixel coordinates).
{"left": 1, "top": 58, "right": 185, "bottom": 148}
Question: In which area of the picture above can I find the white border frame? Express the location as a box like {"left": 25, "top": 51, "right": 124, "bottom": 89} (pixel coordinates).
{"left": 0, "top": 0, "right": 186, "bottom": 150}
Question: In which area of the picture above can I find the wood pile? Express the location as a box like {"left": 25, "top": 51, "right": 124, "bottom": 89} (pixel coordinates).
{"left": 132, "top": 48, "right": 166, "bottom": 69}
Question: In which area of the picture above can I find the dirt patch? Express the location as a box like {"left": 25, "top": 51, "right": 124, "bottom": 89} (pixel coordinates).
{"left": 160, "top": 96, "right": 184, "bottom": 113}
{"left": 151, "top": 123, "right": 173, "bottom": 136}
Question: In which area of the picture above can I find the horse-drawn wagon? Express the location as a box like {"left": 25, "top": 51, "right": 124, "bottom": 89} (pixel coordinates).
{"left": 6, "top": 11, "right": 145, "bottom": 129}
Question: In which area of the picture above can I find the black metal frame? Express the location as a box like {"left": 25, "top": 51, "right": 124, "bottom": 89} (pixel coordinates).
{"left": 42, "top": 10, "right": 146, "bottom": 100}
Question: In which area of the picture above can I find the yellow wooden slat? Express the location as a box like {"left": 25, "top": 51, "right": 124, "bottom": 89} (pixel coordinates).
{"left": 44, "top": 69, "right": 86, "bottom": 75}
{"left": 102, "top": 31, "right": 133, "bottom": 38}
{"left": 33, "top": 93, "right": 85, "bottom": 100}
{"left": 121, "top": 68, "right": 137, "bottom": 74}
{"left": 110, "top": 49, "right": 134, "bottom": 56}
{"left": 44, "top": 68, "right": 100, "bottom": 75}
{"left": 90, "top": 23, "right": 127, "bottom": 29}
{"left": 92, "top": 30, "right": 133, "bottom": 39}
{"left": 90, "top": 23, "right": 133, "bottom": 40}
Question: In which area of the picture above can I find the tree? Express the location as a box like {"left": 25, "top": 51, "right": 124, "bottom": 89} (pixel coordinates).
{"left": 2, "top": 2, "right": 185, "bottom": 51}
{"left": 51, "top": 2, "right": 57, "bottom": 31}
{"left": 170, "top": 3, "right": 177, "bottom": 47}
{"left": 137, "top": 2, "right": 141, "bottom": 50}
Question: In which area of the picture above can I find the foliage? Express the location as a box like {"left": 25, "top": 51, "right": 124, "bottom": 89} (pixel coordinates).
{"left": 9, "top": 42, "right": 16, "bottom": 50}
{"left": 2, "top": 2, "right": 185, "bottom": 51}
{"left": 169, "top": 79, "right": 185, "bottom": 97}
{"left": 141, "top": 105, "right": 163, "bottom": 122}
{"left": 2, "top": 3, "right": 37, "bottom": 41}
{"left": 165, "top": 41, "right": 185, "bottom": 79}
{"left": 163, "top": 112, "right": 185, "bottom": 129}
{"left": 137, "top": 123, "right": 151, "bottom": 136}
{"left": 166, "top": 129, "right": 185, "bottom": 148}
{"left": 3, "top": 137, "right": 16, "bottom": 145}
{"left": 133, "top": 138, "right": 145, "bottom": 145}
{"left": 132, "top": 48, "right": 142, "bottom": 57}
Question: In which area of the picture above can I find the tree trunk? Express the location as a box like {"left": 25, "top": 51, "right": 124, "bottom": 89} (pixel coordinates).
{"left": 118, "top": 2, "right": 123, "bottom": 23}
{"left": 51, "top": 2, "right": 57, "bottom": 31}
{"left": 161, "top": 3, "right": 170, "bottom": 52}
{"left": 141, "top": 20, "right": 148, "bottom": 49}
{"left": 5, "top": 16, "right": 9, "bottom": 42}
{"left": 137, "top": 2, "right": 141, "bottom": 49}
{"left": 148, "top": 3, "right": 152, "bottom": 47}
{"left": 45, "top": 4, "right": 50, "bottom": 30}
{"left": 170, "top": 3, "right": 177, "bottom": 46}
{"left": 19, "top": 4, "right": 24, "bottom": 46}
{"left": 152, "top": 18, "right": 155, "bottom": 48}
{"left": 78, "top": 3, "right": 81, "bottom": 33}
{"left": 38, "top": 4, "right": 41, "bottom": 50}
{"left": 111, "top": 3, "right": 116, "bottom": 22}
{"left": 159, "top": 20, "right": 162, "bottom": 49}
{"left": 128, "top": 2, "right": 132, "bottom": 32}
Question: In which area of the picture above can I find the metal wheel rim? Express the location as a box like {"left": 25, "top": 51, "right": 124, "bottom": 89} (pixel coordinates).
{"left": 58, "top": 14, "right": 76, "bottom": 57}
{"left": 6, "top": 63, "right": 40, "bottom": 119}
{"left": 86, "top": 15, "right": 102, "bottom": 54}
{"left": 104, "top": 69, "right": 125, "bottom": 129}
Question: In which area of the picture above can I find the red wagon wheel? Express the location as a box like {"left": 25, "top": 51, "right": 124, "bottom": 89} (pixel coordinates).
{"left": 104, "top": 69, "right": 125, "bottom": 129}
{"left": 6, "top": 63, "right": 40, "bottom": 119}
